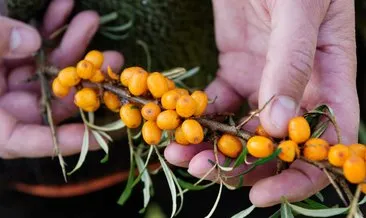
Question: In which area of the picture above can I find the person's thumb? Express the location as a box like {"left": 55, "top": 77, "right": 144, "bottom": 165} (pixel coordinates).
{"left": 0, "top": 16, "right": 41, "bottom": 59}
{"left": 258, "top": 0, "right": 331, "bottom": 138}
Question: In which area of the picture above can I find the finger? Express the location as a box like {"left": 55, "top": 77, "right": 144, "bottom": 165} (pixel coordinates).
{"left": 49, "top": 11, "right": 99, "bottom": 68}
{"left": 0, "top": 66, "right": 6, "bottom": 96}
{"left": 249, "top": 160, "right": 328, "bottom": 207}
{"left": 258, "top": 0, "right": 331, "bottom": 138}
{"left": 7, "top": 65, "right": 40, "bottom": 93}
{"left": 0, "top": 17, "right": 41, "bottom": 59}
{"left": 164, "top": 142, "right": 213, "bottom": 168}
{"left": 307, "top": 0, "right": 358, "bottom": 145}
{"left": 0, "top": 108, "right": 99, "bottom": 159}
{"left": 41, "top": 0, "right": 74, "bottom": 37}
{"left": 100, "top": 51, "right": 124, "bottom": 72}
{"left": 187, "top": 150, "right": 276, "bottom": 186}
{"left": 204, "top": 76, "right": 243, "bottom": 114}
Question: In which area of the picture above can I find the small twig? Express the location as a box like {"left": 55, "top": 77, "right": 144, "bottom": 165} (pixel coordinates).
{"left": 347, "top": 184, "right": 362, "bottom": 218}
{"left": 300, "top": 157, "right": 344, "bottom": 176}
{"left": 323, "top": 169, "right": 348, "bottom": 206}
{"left": 196, "top": 118, "right": 252, "bottom": 140}
{"left": 235, "top": 95, "right": 275, "bottom": 129}
{"left": 339, "top": 178, "right": 354, "bottom": 204}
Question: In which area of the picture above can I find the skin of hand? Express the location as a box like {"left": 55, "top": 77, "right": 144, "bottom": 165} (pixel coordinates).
{"left": 165, "top": 0, "right": 359, "bottom": 207}
{"left": 0, "top": 0, "right": 123, "bottom": 159}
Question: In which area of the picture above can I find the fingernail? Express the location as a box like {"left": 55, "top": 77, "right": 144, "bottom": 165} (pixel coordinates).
{"left": 9, "top": 27, "right": 41, "bottom": 55}
{"left": 270, "top": 95, "right": 297, "bottom": 131}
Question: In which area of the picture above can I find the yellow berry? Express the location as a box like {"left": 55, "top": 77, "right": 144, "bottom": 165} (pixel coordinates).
{"left": 191, "top": 90, "right": 208, "bottom": 116}
{"left": 128, "top": 70, "right": 149, "bottom": 96}
{"left": 348, "top": 144, "right": 366, "bottom": 159}
{"left": 120, "top": 66, "right": 146, "bottom": 87}
{"left": 103, "top": 91, "right": 121, "bottom": 112}
{"left": 176, "top": 95, "right": 197, "bottom": 118}
{"left": 84, "top": 50, "right": 104, "bottom": 69}
{"left": 58, "top": 66, "right": 80, "bottom": 87}
{"left": 142, "top": 121, "right": 162, "bottom": 145}
{"left": 76, "top": 60, "right": 95, "bottom": 79}
{"left": 288, "top": 116, "right": 311, "bottom": 144}
{"left": 141, "top": 102, "right": 161, "bottom": 121}
{"left": 119, "top": 103, "right": 142, "bottom": 128}
{"left": 147, "top": 72, "right": 169, "bottom": 98}
{"left": 255, "top": 125, "right": 271, "bottom": 138}
{"left": 156, "top": 110, "right": 180, "bottom": 130}
{"left": 52, "top": 77, "right": 70, "bottom": 98}
{"left": 278, "top": 140, "right": 299, "bottom": 162}
{"left": 247, "top": 136, "right": 274, "bottom": 158}
{"left": 107, "top": 66, "right": 119, "bottom": 80}
{"left": 89, "top": 69, "right": 105, "bottom": 83}
{"left": 303, "top": 138, "right": 329, "bottom": 161}
{"left": 217, "top": 134, "right": 243, "bottom": 158}
{"left": 181, "top": 119, "right": 204, "bottom": 144}
{"left": 166, "top": 78, "right": 176, "bottom": 90}
{"left": 175, "top": 125, "right": 189, "bottom": 145}
{"left": 343, "top": 155, "right": 366, "bottom": 184}
{"left": 175, "top": 88, "right": 189, "bottom": 96}
{"left": 74, "top": 87, "right": 100, "bottom": 112}
{"left": 328, "top": 144, "right": 350, "bottom": 167}
{"left": 161, "top": 89, "right": 181, "bottom": 110}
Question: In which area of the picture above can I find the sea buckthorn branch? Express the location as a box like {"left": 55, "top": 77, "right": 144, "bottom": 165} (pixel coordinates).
{"left": 41, "top": 49, "right": 366, "bottom": 218}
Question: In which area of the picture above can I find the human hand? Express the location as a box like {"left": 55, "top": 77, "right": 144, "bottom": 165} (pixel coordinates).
{"left": 164, "top": 0, "right": 359, "bottom": 207}
{"left": 0, "top": 0, "right": 123, "bottom": 159}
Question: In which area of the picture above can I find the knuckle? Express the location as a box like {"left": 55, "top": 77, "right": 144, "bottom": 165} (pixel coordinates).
{"left": 286, "top": 48, "right": 313, "bottom": 88}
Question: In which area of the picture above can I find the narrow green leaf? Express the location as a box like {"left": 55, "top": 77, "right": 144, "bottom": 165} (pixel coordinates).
{"left": 155, "top": 146, "right": 177, "bottom": 218}
{"left": 315, "top": 192, "right": 325, "bottom": 202}
{"left": 223, "top": 157, "right": 232, "bottom": 167}
{"left": 289, "top": 203, "right": 349, "bottom": 217}
{"left": 236, "top": 175, "right": 244, "bottom": 188}
{"left": 231, "top": 204, "right": 255, "bottom": 218}
{"left": 311, "top": 120, "right": 330, "bottom": 138}
{"left": 117, "top": 129, "right": 135, "bottom": 205}
{"left": 281, "top": 200, "right": 294, "bottom": 218}
{"left": 268, "top": 209, "right": 280, "bottom": 218}
{"left": 96, "top": 130, "right": 113, "bottom": 142}
{"left": 359, "top": 120, "right": 366, "bottom": 144}
{"left": 237, "top": 148, "right": 281, "bottom": 176}
{"left": 91, "top": 130, "right": 109, "bottom": 164}
{"left": 135, "top": 153, "right": 153, "bottom": 213}
{"left": 204, "top": 180, "right": 223, "bottom": 218}
{"left": 67, "top": 125, "right": 89, "bottom": 175}
{"left": 303, "top": 199, "right": 329, "bottom": 209}
{"left": 100, "top": 17, "right": 133, "bottom": 32}
{"left": 177, "top": 178, "right": 213, "bottom": 191}
{"left": 99, "top": 31, "right": 129, "bottom": 40}
{"left": 233, "top": 147, "right": 248, "bottom": 168}
{"left": 171, "top": 169, "right": 185, "bottom": 216}
{"left": 174, "top": 67, "right": 200, "bottom": 81}
{"left": 88, "top": 112, "right": 95, "bottom": 124}
{"left": 358, "top": 196, "right": 366, "bottom": 205}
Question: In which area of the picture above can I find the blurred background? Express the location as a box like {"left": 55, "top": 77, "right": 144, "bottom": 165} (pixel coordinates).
{"left": 1, "top": 0, "right": 366, "bottom": 217}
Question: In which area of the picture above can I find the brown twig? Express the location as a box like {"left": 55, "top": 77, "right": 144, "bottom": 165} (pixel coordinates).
{"left": 347, "top": 184, "right": 363, "bottom": 218}
{"left": 300, "top": 157, "right": 344, "bottom": 176}
{"left": 322, "top": 169, "right": 348, "bottom": 206}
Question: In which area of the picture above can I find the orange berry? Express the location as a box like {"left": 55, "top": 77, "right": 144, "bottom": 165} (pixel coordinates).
{"left": 142, "top": 121, "right": 162, "bottom": 145}
{"left": 166, "top": 78, "right": 176, "bottom": 90}
{"left": 303, "top": 138, "right": 329, "bottom": 161}
{"left": 175, "top": 125, "right": 189, "bottom": 145}
{"left": 107, "top": 66, "right": 119, "bottom": 80}
{"left": 175, "top": 88, "right": 189, "bottom": 96}
{"left": 161, "top": 89, "right": 181, "bottom": 110}
{"left": 156, "top": 110, "right": 180, "bottom": 130}
{"left": 74, "top": 87, "right": 100, "bottom": 112}
{"left": 181, "top": 119, "right": 204, "bottom": 144}
{"left": 147, "top": 72, "right": 169, "bottom": 98}
{"left": 141, "top": 102, "right": 161, "bottom": 121}
{"left": 278, "top": 140, "right": 299, "bottom": 162}
{"left": 247, "top": 136, "right": 274, "bottom": 158}
{"left": 362, "top": 183, "right": 366, "bottom": 194}
{"left": 89, "top": 69, "right": 105, "bottom": 83}
{"left": 128, "top": 70, "right": 149, "bottom": 96}
{"left": 58, "top": 66, "right": 80, "bottom": 87}
{"left": 191, "top": 90, "right": 208, "bottom": 116}
{"left": 217, "top": 134, "right": 243, "bottom": 159}
{"left": 176, "top": 95, "right": 197, "bottom": 118}
{"left": 103, "top": 91, "right": 121, "bottom": 112}
{"left": 76, "top": 60, "right": 95, "bottom": 79}
{"left": 255, "top": 125, "right": 271, "bottom": 138}
{"left": 288, "top": 116, "right": 311, "bottom": 144}
{"left": 348, "top": 144, "right": 366, "bottom": 159}
{"left": 52, "top": 77, "right": 70, "bottom": 98}
{"left": 120, "top": 67, "right": 146, "bottom": 87}
{"left": 119, "top": 103, "right": 142, "bottom": 128}
{"left": 328, "top": 144, "right": 350, "bottom": 167}
{"left": 84, "top": 50, "right": 104, "bottom": 69}
{"left": 343, "top": 155, "right": 366, "bottom": 184}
